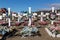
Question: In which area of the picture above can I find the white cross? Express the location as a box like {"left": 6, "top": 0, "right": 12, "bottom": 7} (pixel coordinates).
{"left": 38, "top": 12, "right": 46, "bottom": 21}
{"left": 8, "top": 18, "right": 10, "bottom": 26}
{"left": 18, "top": 12, "right": 20, "bottom": 22}
{"left": 8, "top": 8, "right": 11, "bottom": 27}
{"left": 12, "top": 13, "right": 16, "bottom": 16}
{"left": 51, "top": 7, "right": 55, "bottom": 24}
{"left": 8, "top": 8, "right": 10, "bottom": 16}
{"left": 33, "top": 13, "right": 37, "bottom": 18}
{"left": 23, "top": 13, "right": 27, "bottom": 16}
{"left": 56, "top": 13, "right": 60, "bottom": 15}
{"left": 33, "top": 13, "right": 37, "bottom": 16}
{"left": 52, "top": 7, "right": 55, "bottom": 12}
{"left": 0, "top": 16, "right": 2, "bottom": 20}
{"left": 29, "top": 7, "right": 31, "bottom": 14}
{"left": 2, "top": 13, "right": 6, "bottom": 17}
{"left": 55, "top": 10, "right": 57, "bottom": 13}
{"left": 28, "top": 7, "right": 31, "bottom": 26}
{"left": 51, "top": 20, "right": 54, "bottom": 24}
{"left": 56, "top": 13, "right": 60, "bottom": 20}
{"left": 46, "top": 13, "right": 49, "bottom": 19}
{"left": 18, "top": 12, "right": 23, "bottom": 22}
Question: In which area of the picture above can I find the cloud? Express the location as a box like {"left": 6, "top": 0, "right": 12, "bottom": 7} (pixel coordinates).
{"left": 50, "top": 3, "right": 60, "bottom": 9}
{"left": 37, "top": 3, "right": 60, "bottom": 11}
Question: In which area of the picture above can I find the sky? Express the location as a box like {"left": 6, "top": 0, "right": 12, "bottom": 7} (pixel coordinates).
{"left": 0, "top": 0, "right": 60, "bottom": 12}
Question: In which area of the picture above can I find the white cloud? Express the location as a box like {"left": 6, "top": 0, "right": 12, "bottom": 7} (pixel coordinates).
{"left": 50, "top": 3, "right": 60, "bottom": 9}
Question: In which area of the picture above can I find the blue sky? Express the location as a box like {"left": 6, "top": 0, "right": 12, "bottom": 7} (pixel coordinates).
{"left": 0, "top": 0, "right": 60, "bottom": 12}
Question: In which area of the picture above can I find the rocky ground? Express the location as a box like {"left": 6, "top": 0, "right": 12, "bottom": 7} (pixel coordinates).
{"left": 6, "top": 28, "right": 60, "bottom": 40}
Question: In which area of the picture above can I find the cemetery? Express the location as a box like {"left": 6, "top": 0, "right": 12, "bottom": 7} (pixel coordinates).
{"left": 0, "top": 7, "right": 60, "bottom": 40}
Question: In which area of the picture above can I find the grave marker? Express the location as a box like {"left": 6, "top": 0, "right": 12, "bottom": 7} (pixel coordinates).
{"left": 51, "top": 7, "right": 55, "bottom": 24}
{"left": 28, "top": 7, "right": 31, "bottom": 26}
{"left": 52, "top": 7, "right": 54, "bottom": 12}
{"left": 8, "top": 8, "right": 11, "bottom": 27}
{"left": 33, "top": 13, "right": 37, "bottom": 18}
{"left": 18, "top": 12, "right": 20, "bottom": 22}
{"left": 0, "top": 16, "right": 2, "bottom": 20}
{"left": 46, "top": 13, "right": 49, "bottom": 19}
{"left": 38, "top": 12, "right": 46, "bottom": 21}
